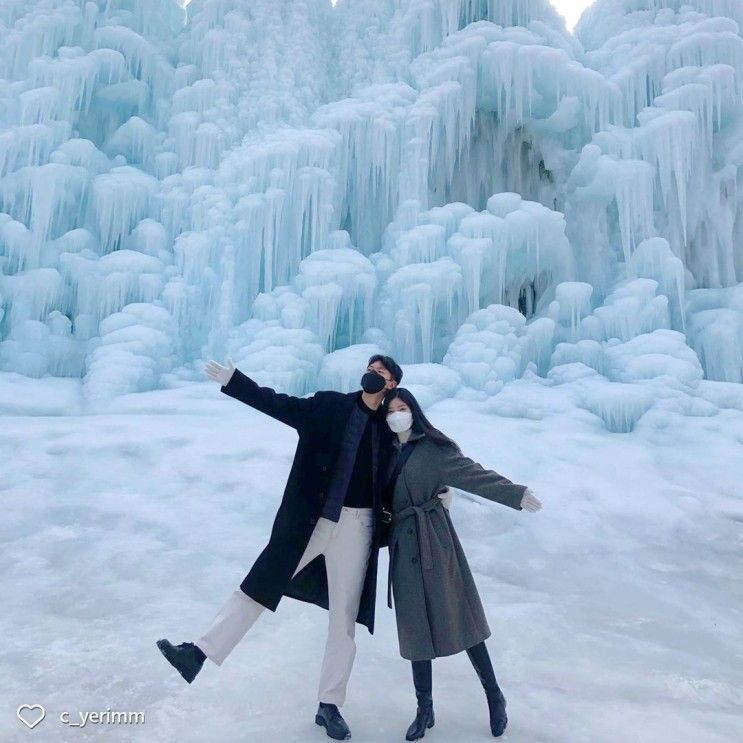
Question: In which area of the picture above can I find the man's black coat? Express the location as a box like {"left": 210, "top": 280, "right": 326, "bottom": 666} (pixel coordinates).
{"left": 219, "top": 368, "right": 395, "bottom": 634}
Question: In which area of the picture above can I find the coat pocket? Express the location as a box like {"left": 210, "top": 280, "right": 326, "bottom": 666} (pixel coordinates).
{"left": 429, "top": 509, "right": 454, "bottom": 555}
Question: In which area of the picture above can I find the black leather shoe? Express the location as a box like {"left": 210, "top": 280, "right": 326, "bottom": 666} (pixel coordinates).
{"left": 405, "top": 699, "right": 434, "bottom": 740}
{"left": 485, "top": 689, "right": 507, "bottom": 737}
{"left": 315, "top": 702, "right": 352, "bottom": 740}
{"left": 156, "top": 639, "right": 206, "bottom": 684}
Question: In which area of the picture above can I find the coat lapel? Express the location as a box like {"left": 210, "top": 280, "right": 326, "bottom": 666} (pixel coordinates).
{"left": 325, "top": 391, "right": 363, "bottom": 465}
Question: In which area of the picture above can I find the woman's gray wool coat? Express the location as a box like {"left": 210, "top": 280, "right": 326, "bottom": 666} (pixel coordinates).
{"left": 387, "top": 431, "right": 527, "bottom": 662}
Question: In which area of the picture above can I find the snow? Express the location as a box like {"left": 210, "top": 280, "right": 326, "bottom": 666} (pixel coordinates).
{"left": 1, "top": 377, "right": 742, "bottom": 742}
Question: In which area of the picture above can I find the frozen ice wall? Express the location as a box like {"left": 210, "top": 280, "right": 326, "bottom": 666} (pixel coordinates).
{"left": 0, "top": 0, "right": 741, "bottom": 409}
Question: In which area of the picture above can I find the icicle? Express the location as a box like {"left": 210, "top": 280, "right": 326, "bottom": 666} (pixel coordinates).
{"left": 612, "top": 160, "right": 656, "bottom": 267}
{"left": 294, "top": 243, "right": 377, "bottom": 350}
{"left": 58, "top": 248, "right": 165, "bottom": 331}
{"left": 390, "top": 224, "right": 446, "bottom": 265}
{"left": 302, "top": 283, "right": 344, "bottom": 352}
{"left": 91, "top": 166, "right": 159, "bottom": 252}
{"left": 447, "top": 234, "right": 491, "bottom": 315}
{"left": 594, "top": 279, "right": 670, "bottom": 342}
{"left": 383, "top": 258, "right": 463, "bottom": 363}
{"left": 1, "top": 163, "right": 88, "bottom": 266}
{"left": 579, "top": 382, "right": 653, "bottom": 433}
{"left": 637, "top": 110, "right": 697, "bottom": 244}
{"left": 1, "top": 267, "right": 65, "bottom": 325}
{"left": 555, "top": 282, "right": 593, "bottom": 339}
{"left": 629, "top": 237, "right": 687, "bottom": 331}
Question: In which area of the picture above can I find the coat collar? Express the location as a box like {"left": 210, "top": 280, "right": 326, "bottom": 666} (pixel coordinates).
{"left": 392, "top": 429, "right": 426, "bottom": 449}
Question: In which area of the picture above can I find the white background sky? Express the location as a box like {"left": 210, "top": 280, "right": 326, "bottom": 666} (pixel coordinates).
{"left": 182, "top": 1, "right": 595, "bottom": 32}
{"left": 550, "top": 0, "right": 595, "bottom": 30}
{"left": 323, "top": 1, "right": 596, "bottom": 32}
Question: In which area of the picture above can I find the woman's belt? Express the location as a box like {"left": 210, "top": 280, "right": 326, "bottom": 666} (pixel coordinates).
{"left": 387, "top": 495, "right": 443, "bottom": 608}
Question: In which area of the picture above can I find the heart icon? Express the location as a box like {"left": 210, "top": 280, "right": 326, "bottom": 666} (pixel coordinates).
{"left": 17, "top": 704, "right": 45, "bottom": 729}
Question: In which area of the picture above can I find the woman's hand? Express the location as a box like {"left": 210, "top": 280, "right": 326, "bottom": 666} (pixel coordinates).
{"left": 521, "top": 488, "right": 542, "bottom": 512}
{"left": 437, "top": 487, "right": 453, "bottom": 509}
{"left": 205, "top": 358, "right": 236, "bottom": 386}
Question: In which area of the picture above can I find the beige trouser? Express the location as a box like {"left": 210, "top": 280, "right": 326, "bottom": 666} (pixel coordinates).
{"left": 195, "top": 506, "right": 374, "bottom": 707}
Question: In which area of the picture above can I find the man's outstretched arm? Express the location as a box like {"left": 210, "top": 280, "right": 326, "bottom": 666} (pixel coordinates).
{"left": 205, "top": 358, "right": 315, "bottom": 431}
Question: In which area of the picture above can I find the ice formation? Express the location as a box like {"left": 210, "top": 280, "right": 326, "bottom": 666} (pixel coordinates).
{"left": 0, "top": 0, "right": 742, "bottom": 424}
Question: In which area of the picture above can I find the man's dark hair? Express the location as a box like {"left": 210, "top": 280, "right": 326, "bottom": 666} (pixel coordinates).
{"left": 368, "top": 354, "right": 403, "bottom": 384}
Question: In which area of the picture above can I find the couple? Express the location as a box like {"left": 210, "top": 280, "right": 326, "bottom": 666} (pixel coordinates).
{"left": 157, "top": 355, "right": 542, "bottom": 740}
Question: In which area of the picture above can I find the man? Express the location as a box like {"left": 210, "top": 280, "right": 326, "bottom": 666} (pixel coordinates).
{"left": 157, "top": 354, "right": 402, "bottom": 740}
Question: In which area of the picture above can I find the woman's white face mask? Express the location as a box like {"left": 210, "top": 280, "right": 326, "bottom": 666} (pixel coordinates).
{"left": 387, "top": 410, "right": 413, "bottom": 433}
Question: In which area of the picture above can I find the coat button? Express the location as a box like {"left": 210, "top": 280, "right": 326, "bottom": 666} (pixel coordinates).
{"left": 407, "top": 528, "right": 413, "bottom": 535}
{"left": 318, "top": 491, "right": 326, "bottom": 500}
{"left": 309, "top": 517, "right": 317, "bottom": 526}
{"left": 321, "top": 465, "right": 328, "bottom": 472}
{"left": 411, "top": 557, "right": 418, "bottom": 564}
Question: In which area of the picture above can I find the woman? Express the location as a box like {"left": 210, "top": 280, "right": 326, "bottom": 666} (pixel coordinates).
{"left": 382, "top": 388, "right": 541, "bottom": 740}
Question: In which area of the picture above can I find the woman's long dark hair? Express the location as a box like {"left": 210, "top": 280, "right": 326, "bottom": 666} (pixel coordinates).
{"left": 383, "top": 387, "right": 461, "bottom": 452}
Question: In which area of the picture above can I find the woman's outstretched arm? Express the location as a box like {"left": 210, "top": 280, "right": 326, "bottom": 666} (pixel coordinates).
{"left": 437, "top": 445, "right": 529, "bottom": 510}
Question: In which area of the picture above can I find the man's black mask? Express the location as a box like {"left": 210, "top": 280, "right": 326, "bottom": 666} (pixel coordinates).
{"left": 361, "top": 371, "right": 386, "bottom": 394}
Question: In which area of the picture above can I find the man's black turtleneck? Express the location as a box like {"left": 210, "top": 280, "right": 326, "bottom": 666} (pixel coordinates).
{"left": 342, "top": 394, "right": 381, "bottom": 509}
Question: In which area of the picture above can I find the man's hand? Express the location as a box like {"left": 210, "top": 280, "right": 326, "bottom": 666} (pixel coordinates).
{"left": 438, "top": 487, "right": 453, "bottom": 510}
{"left": 521, "top": 487, "right": 542, "bottom": 512}
{"left": 205, "top": 358, "right": 236, "bottom": 387}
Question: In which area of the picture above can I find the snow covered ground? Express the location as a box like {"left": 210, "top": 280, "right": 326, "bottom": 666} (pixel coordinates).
{"left": 2, "top": 372, "right": 742, "bottom": 742}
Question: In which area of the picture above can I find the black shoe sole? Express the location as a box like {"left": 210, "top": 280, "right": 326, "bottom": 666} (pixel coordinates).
{"left": 315, "top": 714, "right": 352, "bottom": 740}
{"left": 156, "top": 639, "right": 199, "bottom": 684}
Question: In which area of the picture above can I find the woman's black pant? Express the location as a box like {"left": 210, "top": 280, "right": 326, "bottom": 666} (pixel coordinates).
{"left": 410, "top": 641, "right": 500, "bottom": 699}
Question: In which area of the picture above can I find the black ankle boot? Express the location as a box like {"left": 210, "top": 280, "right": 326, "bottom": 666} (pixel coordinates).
{"left": 156, "top": 639, "right": 206, "bottom": 684}
{"left": 466, "top": 642, "right": 508, "bottom": 737}
{"left": 315, "top": 702, "right": 351, "bottom": 740}
{"left": 406, "top": 660, "right": 435, "bottom": 740}
{"left": 405, "top": 697, "right": 434, "bottom": 741}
